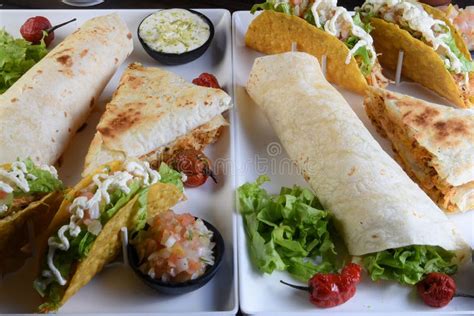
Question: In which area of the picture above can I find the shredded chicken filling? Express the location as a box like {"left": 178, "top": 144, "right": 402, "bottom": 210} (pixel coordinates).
{"left": 366, "top": 93, "right": 474, "bottom": 212}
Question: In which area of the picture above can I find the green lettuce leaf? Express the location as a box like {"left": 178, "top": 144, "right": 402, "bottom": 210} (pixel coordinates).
{"left": 442, "top": 35, "right": 474, "bottom": 73}
{"left": 363, "top": 245, "right": 458, "bottom": 285}
{"left": 0, "top": 30, "right": 48, "bottom": 94}
{"left": 131, "top": 186, "right": 150, "bottom": 233}
{"left": 21, "top": 158, "right": 63, "bottom": 194}
{"left": 237, "top": 175, "right": 337, "bottom": 281}
{"left": 250, "top": 0, "right": 291, "bottom": 15}
{"left": 158, "top": 162, "right": 184, "bottom": 192}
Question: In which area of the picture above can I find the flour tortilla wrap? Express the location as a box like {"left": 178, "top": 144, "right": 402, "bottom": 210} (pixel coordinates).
{"left": 0, "top": 13, "right": 133, "bottom": 165}
{"left": 35, "top": 161, "right": 183, "bottom": 312}
{"left": 246, "top": 52, "right": 470, "bottom": 264}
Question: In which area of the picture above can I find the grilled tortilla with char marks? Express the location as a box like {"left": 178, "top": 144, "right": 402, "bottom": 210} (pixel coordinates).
{"left": 365, "top": 88, "right": 474, "bottom": 212}
{"left": 84, "top": 63, "right": 231, "bottom": 175}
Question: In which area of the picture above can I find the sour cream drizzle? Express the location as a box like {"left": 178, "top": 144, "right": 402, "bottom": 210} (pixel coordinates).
{"left": 44, "top": 161, "right": 160, "bottom": 286}
{"left": 359, "top": 0, "right": 468, "bottom": 79}
{"left": 311, "top": 0, "right": 377, "bottom": 66}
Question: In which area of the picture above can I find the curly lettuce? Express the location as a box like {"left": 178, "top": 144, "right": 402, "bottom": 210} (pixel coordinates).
{"left": 0, "top": 30, "right": 47, "bottom": 94}
{"left": 363, "top": 245, "right": 458, "bottom": 285}
{"left": 238, "top": 175, "right": 337, "bottom": 281}
{"left": 251, "top": 0, "right": 291, "bottom": 15}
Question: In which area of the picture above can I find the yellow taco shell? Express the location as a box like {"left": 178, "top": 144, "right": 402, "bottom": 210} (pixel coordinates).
{"left": 369, "top": 4, "right": 473, "bottom": 108}
{"left": 37, "top": 161, "right": 183, "bottom": 312}
{"left": 245, "top": 10, "right": 369, "bottom": 95}
{"left": 0, "top": 191, "right": 63, "bottom": 275}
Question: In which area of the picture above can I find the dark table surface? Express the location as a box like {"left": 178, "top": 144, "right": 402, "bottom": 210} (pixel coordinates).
{"left": 1, "top": 0, "right": 471, "bottom": 10}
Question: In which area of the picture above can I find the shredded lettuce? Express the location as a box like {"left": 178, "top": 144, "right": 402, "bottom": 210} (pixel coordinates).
{"left": 442, "top": 35, "right": 474, "bottom": 73}
{"left": 131, "top": 187, "right": 150, "bottom": 233}
{"left": 0, "top": 30, "right": 47, "bottom": 94}
{"left": 363, "top": 245, "right": 458, "bottom": 285}
{"left": 251, "top": 0, "right": 291, "bottom": 15}
{"left": 22, "top": 158, "right": 63, "bottom": 194}
{"left": 237, "top": 175, "right": 337, "bottom": 281}
{"left": 158, "top": 162, "right": 184, "bottom": 192}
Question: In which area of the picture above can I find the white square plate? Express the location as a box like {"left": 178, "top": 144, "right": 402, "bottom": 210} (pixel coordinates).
{"left": 232, "top": 10, "right": 474, "bottom": 315}
{"left": 0, "top": 9, "right": 237, "bottom": 315}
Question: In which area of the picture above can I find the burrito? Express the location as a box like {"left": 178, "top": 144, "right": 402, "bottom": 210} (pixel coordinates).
{"left": 0, "top": 13, "right": 133, "bottom": 166}
{"left": 34, "top": 160, "right": 183, "bottom": 312}
{"left": 246, "top": 52, "right": 470, "bottom": 285}
{"left": 83, "top": 63, "right": 232, "bottom": 175}
{"left": 357, "top": 0, "right": 473, "bottom": 108}
{"left": 0, "top": 158, "right": 63, "bottom": 274}
{"left": 365, "top": 88, "right": 474, "bottom": 213}
{"left": 246, "top": 0, "right": 389, "bottom": 95}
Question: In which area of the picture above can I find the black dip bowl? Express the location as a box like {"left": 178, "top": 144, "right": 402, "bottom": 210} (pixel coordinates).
{"left": 137, "top": 9, "right": 215, "bottom": 65}
{"left": 127, "top": 219, "right": 224, "bottom": 295}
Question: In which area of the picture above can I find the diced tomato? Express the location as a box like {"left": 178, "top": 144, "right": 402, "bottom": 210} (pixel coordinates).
{"left": 179, "top": 213, "right": 195, "bottom": 227}
{"left": 0, "top": 191, "right": 7, "bottom": 199}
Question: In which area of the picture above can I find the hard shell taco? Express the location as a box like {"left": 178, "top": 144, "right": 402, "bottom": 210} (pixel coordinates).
{"left": 33, "top": 159, "right": 183, "bottom": 312}
{"left": 246, "top": 0, "right": 389, "bottom": 95}
{"left": 0, "top": 158, "right": 64, "bottom": 274}
{"left": 358, "top": 0, "right": 474, "bottom": 108}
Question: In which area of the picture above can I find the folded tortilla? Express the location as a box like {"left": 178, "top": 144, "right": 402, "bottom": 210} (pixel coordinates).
{"left": 365, "top": 88, "right": 474, "bottom": 213}
{"left": 35, "top": 160, "right": 183, "bottom": 312}
{"left": 0, "top": 13, "right": 133, "bottom": 166}
{"left": 83, "top": 63, "right": 232, "bottom": 175}
{"left": 246, "top": 52, "right": 470, "bottom": 263}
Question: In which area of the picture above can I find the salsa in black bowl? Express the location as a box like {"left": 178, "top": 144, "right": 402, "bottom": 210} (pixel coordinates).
{"left": 127, "top": 215, "right": 224, "bottom": 295}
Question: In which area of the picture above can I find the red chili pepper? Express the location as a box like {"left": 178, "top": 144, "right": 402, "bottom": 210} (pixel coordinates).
{"left": 417, "top": 273, "right": 456, "bottom": 307}
{"left": 192, "top": 73, "right": 222, "bottom": 89}
{"left": 281, "top": 263, "right": 361, "bottom": 308}
{"left": 164, "top": 149, "right": 216, "bottom": 188}
{"left": 20, "top": 17, "right": 76, "bottom": 47}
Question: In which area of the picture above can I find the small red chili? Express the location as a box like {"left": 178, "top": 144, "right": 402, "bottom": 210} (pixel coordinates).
{"left": 281, "top": 263, "right": 361, "bottom": 308}
{"left": 192, "top": 73, "right": 222, "bottom": 89}
{"left": 20, "top": 17, "right": 76, "bottom": 47}
{"left": 417, "top": 273, "right": 456, "bottom": 307}
{"left": 164, "top": 149, "right": 216, "bottom": 188}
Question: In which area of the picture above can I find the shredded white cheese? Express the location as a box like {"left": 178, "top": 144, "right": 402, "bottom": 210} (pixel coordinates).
{"left": 311, "top": 0, "right": 376, "bottom": 66}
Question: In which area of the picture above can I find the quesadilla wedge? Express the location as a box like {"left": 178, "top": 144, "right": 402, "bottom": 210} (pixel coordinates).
{"left": 0, "top": 158, "right": 64, "bottom": 274}
{"left": 83, "top": 63, "right": 232, "bottom": 176}
{"left": 34, "top": 159, "right": 183, "bottom": 312}
{"left": 246, "top": 0, "right": 389, "bottom": 95}
{"left": 246, "top": 52, "right": 470, "bottom": 285}
{"left": 358, "top": 0, "right": 473, "bottom": 108}
{"left": 365, "top": 88, "right": 474, "bottom": 213}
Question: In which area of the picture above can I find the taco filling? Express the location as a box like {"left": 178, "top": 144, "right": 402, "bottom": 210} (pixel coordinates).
{"left": 358, "top": 0, "right": 473, "bottom": 91}
{"left": 34, "top": 160, "right": 182, "bottom": 310}
{"left": 251, "top": 0, "right": 388, "bottom": 86}
{"left": 0, "top": 159, "right": 63, "bottom": 219}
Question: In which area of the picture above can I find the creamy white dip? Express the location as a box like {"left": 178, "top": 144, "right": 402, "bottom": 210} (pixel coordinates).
{"left": 139, "top": 9, "right": 211, "bottom": 54}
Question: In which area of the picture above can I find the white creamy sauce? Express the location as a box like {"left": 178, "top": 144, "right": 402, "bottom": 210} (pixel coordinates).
{"left": 43, "top": 161, "right": 160, "bottom": 286}
{"left": 311, "top": 0, "right": 376, "bottom": 66}
{"left": 360, "top": 0, "right": 467, "bottom": 79}
{"left": 139, "top": 9, "right": 210, "bottom": 54}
